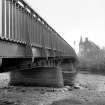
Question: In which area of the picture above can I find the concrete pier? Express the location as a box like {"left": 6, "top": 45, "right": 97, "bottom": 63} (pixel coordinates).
{"left": 9, "top": 66, "right": 64, "bottom": 87}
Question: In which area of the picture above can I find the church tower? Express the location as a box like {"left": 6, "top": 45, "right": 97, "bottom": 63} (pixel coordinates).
{"left": 78, "top": 36, "right": 84, "bottom": 56}
{"left": 79, "top": 36, "right": 83, "bottom": 45}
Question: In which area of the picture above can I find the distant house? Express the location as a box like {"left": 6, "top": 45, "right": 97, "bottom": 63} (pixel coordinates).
{"left": 78, "top": 36, "right": 100, "bottom": 60}
{"left": 78, "top": 37, "right": 105, "bottom": 73}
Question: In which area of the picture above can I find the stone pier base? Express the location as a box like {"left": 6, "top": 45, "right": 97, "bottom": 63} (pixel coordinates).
{"left": 63, "top": 72, "right": 77, "bottom": 86}
{"left": 61, "top": 63, "right": 77, "bottom": 86}
{"left": 9, "top": 66, "right": 64, "bottom": 87}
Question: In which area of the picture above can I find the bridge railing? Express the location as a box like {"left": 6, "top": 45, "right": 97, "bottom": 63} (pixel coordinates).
{"left": 0, "top": 0, "right": 54, "bottom": 48}
{"left": 0, "top": 0, "right": 76, "bottom": 57}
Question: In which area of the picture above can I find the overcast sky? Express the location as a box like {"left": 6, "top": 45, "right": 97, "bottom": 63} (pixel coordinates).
{"left": 26, "top": 0, "right": 105, "bottom": 53}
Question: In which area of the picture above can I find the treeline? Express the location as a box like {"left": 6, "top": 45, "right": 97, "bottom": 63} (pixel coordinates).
{"left": 77, "top": 57, "right": 105, "bottom": 75}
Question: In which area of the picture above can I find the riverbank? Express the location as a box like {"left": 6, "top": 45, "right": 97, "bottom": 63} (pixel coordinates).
{"left": 0, "top": 72, "right": 105, "bottom": 105}
{"left": 50, "top": 73, "right": 105, "bottom": 105}
{"left": 51, "top": 89, "right": 105, "bottom": 105}
{"left": 0, "top": 86, "right": 83, "bottom": 105}
{"left": 0, "top": 85, "right": 105, "bottom": 105}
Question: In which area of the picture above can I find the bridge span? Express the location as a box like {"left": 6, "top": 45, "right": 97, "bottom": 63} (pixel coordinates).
{"left": 0, "top": 0, "right": 78, "bottom": 87}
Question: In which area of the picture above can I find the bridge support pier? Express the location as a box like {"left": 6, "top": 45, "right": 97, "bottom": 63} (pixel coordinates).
{"left": 61, "top": 62, "right": 77, "bottom": 86}
{"left": 9, "top": 66, "right": 64, "bottom": 87}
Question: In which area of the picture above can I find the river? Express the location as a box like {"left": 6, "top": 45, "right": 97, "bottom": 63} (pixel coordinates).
{"left": 75, "top": 72, "right": 105, "bottom": 91}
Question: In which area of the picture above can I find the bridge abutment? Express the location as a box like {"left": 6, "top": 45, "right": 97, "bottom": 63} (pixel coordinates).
{"left": 9, "top": 66, "right": 64, "bottom": 87}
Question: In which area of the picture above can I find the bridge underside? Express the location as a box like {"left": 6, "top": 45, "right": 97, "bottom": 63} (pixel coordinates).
{"left": 0, "top": 57, "right": 77, "bottom": 87}
{"left": 1, "top": 59, "right": 77, "bottom": 87}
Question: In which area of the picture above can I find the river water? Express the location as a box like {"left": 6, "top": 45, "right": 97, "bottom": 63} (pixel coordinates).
{"left": 75, "top": 72, "right": 105, "bottom": 91}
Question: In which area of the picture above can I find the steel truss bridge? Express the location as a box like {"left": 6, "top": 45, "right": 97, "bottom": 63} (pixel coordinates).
{"left": 0, "top": 0, "right": 78, "bottom": 87}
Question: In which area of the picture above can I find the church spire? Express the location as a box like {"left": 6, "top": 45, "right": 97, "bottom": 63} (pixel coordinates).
{"left": 79, "top": 36, "right": 83, "bottom": 44}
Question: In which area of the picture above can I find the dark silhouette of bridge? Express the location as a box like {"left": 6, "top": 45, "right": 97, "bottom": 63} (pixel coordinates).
{"left": 0, "top": 0, "right": 78, "bottom": 87}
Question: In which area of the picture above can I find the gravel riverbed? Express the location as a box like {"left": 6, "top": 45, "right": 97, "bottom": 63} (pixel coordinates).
{"left": 0, "top": 72, "right": 105, "bottom": 105}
